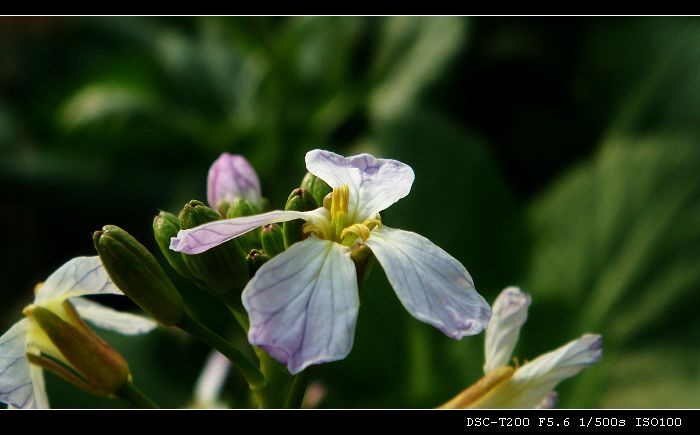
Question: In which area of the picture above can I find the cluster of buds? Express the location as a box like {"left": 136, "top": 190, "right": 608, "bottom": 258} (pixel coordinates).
{"left": 1, "top": 150, "right": 603, "bottom": 410}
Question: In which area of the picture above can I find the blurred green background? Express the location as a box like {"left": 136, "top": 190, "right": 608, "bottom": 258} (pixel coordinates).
{"left": 2, "top": 16, "right": 700, "bottom": 408}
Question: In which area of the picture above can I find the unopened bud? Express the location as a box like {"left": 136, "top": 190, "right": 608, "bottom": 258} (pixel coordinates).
{"left": 207, "top": 153, "right": 262, "bottom": 214}
{"left": 260, "top": 224, "right": 284, "bottom": 258}
{"left": 179, "top": 200, "right": 249, "bottom": 297}
{"left": 282, "top": 188, "right": 318, "bottom": 248}
{"left": 300, "top": 172, "right": 332, "bottom": 206}
{"left": 93, "top": 225, "right": 184, "bottom": 326}
{"left": 25, "top": 302, "right": 130, "bottom": 396}
{"left": 153, "top": 211, "right": 192, "bottom": 279}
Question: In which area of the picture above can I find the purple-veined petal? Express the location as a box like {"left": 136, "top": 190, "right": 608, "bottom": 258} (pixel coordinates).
{"left": 35, "top": 256, "right": 122, "bottom": 304}
{"left": 170, "top": 208, "right": 331, "bottom": 255}
{"left": 242, "top": 238, "right": 359, "bottom": 375}
{"left": 71, "top": 298, "right": 158, "bottom": 335}
{"left": 470, "top": 334, "right": 602, "bottom": 408}
{"left": 364, "top": 225, "right": 490, "bottom": 339}
{"left": 483, "top": 287, "right": 531, "bottom": 373}
{"left": 0, "top": 319, "right": 37, "bottom": 409}
{"left": 305, "top": 149, "right": 415, "bottom": 222}
{"left": 207, "top": 153, "right": 261, "bottom": 210}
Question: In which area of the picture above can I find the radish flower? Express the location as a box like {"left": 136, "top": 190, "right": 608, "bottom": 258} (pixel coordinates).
{"left": 441, "top": 286, "right": 602, "bottom": 409}
{"left": 0, "top": 256, "right": 156, "bottom": 409}
{"left": 171, "top": 149, "right": 491, "bottom": 374}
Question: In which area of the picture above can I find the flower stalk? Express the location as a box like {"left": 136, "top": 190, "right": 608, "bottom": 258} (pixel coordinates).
{"left": 177, "top": 311, "right": 264, "bottom": 388}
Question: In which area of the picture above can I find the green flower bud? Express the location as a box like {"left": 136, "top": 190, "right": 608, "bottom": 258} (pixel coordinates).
{"left": 93, "top": 225, "right": 184, "bottom": 326}
{"left": 153, "top": 211, "right": 192, "bottom": 279}
{"left": 25, "top": 302, "right": 130, "bottom": 396}
{"left": 246, "top": 249, "right": 270, "bottom": 276}
{"left": 300, "top": 172, "right": 332, "bottom": 206}
{"left": 226, "top": 197, "right": 262, "bottom": 252}
{"left": 180, "top": 200, "right": 221, "bottom": 228}
{"left": 227, "top": 197, "right": 261, "bottom": 218}
{"left": 179, "top": 200, "right": 249, "bottom": 297}
{"left": 260, "top": 224, "right": 285, "bottom": 258}
{"left": 282, "top": 188, "right": 318, "bottom": 249}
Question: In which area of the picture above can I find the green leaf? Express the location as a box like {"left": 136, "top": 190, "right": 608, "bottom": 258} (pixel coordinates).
{"left": 369, "top": 17, "right": 468, "bottom": 120}
{"left": 523, "top": 134, "right": 700, "bottom": 407}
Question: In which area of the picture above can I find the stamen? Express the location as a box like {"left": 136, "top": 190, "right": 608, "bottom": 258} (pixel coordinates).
{"left": 302, "top": 222, "right": 329, "bottom": 240}
{"left": 341, "top": 224, "right": 371, "bottom": 242}
{"left": 363, "top": 218, "right": 382, "bottom": 230}
{"left": 330, "top": 184, "right": 351, "bottom": 240}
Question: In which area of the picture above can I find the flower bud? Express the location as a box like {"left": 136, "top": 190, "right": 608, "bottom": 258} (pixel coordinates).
{"left": 153, "top": 211, "right": 192, "bottom": 279}
{"left": 179, "top": 200, "right": 249, "bottom": 297}
{"left": 207, "top": 153, "right": 261, "bottom": 215}
{"left": 300, "top": 172, "right": 332, "bottom": 206}
{"left": 260, "top": 224, "right": 284, "bottom": 258}
{"left": 25, "top": 302, "right": 130, "bottom": 396}
{"left": 226, "top": 197, "right": 262, "bottom": 252}
{"left": 282, "top": 188, "right": 318, "bottom": 248}
{"left": 246, "top": 249, "right": 269, "bottom": 276}
{"left": 93, "top": 225, "right": 184, "bottom": 326}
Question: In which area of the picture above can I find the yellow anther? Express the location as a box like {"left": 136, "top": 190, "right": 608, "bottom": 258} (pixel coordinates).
{"left": 34, "top": 282, "right": 44, "bottom": 296}
{"left": 302, "top": 222, "right": 329, "bottom": 240}
{"left": 330, "top": 185, "right": 350, "bottom": 217}
{"left": 341, "top": 223, "right": 371, "bottom": 242}
{"left": 330, "top": 184, "right": 351, "bottom": 240}
{"left": 322, "top": 192, "right": 333, "bottom": 210}
{"left": 363, "top": 218, "right": 382, "bottom": 230}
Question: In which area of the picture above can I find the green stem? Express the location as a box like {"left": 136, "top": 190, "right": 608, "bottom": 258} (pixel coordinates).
{"left": 178, "top": 311, "right": 264, "bottom": 388}
{"left": 284, "top": 371, "right": 309, "bottom": 409}
{"left": 116, "top": 381, "right": 159, "bottom": 409}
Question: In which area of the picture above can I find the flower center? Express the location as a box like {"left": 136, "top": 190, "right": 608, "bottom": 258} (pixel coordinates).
{"left": 302, "top": 184, "right": 380, "bottom": 245}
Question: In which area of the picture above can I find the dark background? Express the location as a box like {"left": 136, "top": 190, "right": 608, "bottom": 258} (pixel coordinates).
{"left": 2, "top": 16, "right": 700, "bottom": 408}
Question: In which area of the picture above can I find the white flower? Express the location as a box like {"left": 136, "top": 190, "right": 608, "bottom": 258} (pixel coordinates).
{"left": 0, "top": 256, "right": 157, "bottom": 409}
{"left": 170, "top": 149, "right": 491, "bottom": 374}
{"left": 441, "top": 286, "right": 602, "bottom": 409}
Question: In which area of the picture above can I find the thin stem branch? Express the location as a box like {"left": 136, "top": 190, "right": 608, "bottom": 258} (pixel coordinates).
{"left": 178, "top": 310, "right": 264, "bottom": 388}
{"left": 116, "top": 381, "right": 159, "bottom": 409}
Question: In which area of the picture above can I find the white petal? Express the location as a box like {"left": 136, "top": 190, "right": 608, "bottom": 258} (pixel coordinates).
{"left": 471, "top": 334, "right": 602, "bottom": 408}
{"left": 242, "top": 238, "right": 359, "bottom": 374}
{"left": 364, "top": 225, "right": 491, "bottom": 339}
{"left": 0, "top": 319, "right": 36, "bottom": 409}
{"left": 170, "top": 208, "right": 330, "bottom": 255}
{"left": 71, "top": 298, "right": 158, "bottom": 335}
{"left": 305, "top": 149, "right": 415, "bottom": 222}
{"left": 29, "top": 365, "right": 48, "bottom": 409}
{"left": 194, "top": 351, "right": 230, "bottom": 406}
{"left": 35, "top": 256, "right": 122, "bottom": 304}
{"left": 483, "top": 287, "right": 531, "bottom": 373}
